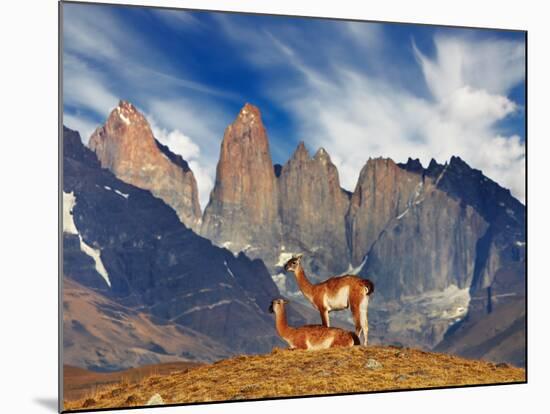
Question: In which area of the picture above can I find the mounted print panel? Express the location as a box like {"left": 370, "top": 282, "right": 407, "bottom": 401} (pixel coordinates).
{"left": 60, "top": 1, "right": 526, "bottom": 412}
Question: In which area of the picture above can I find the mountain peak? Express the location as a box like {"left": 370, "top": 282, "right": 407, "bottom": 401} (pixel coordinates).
{"left": 291, "top": 141, "right": 309, "bottom": 161}
{"left": 111, "top": 100, "right": 141, "bottom": 128}
{"left": 365, "top": 157, "right": 397, "bottom": 170}
{"left": 236, "top": 103, "right": 262, "bottom": 124}
{"left": 88, "top": 102, "right": 201, "bottom": 229}
{"left": 201, "top": 103, "right": 280, "bottom": 248}
{"left": 313, "top": 147, "right": 331, "bottom": 163}
{"left": 398, "top": 157, "right": 424, "bottom": 174}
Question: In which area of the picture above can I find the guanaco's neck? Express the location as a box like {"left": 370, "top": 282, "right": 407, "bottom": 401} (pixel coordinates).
{"left": 274, "top": 305, "right": 292, "bottom": 338}
{"left": 293, "top": 264, "right": 315, "bottom": 298}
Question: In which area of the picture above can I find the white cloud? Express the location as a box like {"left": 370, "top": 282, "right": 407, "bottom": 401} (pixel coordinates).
{"left": 150, "top": 117, "right": 214, "bottom": 210}
{"left": 149, "top": 117, "right": 201, "bottom": 160}
{"left": 264, "top": 32, "right": 525, "bottom": 202}
{"left": 345, "top": 21, "right": 385, "bottom": 52}
{"left": 439, "top": 86, "right": 517, "bottom": 126}
{"left": 63, "top": 3, "right": 163, "bottom": 65}
{"left": 413, "top": 35, "right": 525, "bottom": 98}
{"left": 63, "top": 113, "right": 99, "bottom": 144}
{"left": 150, "top": 9, "right": 202, "bottom": 31}
{"left": 63, "top": 54, "right": 118, "bottom": 119}
{"left": 189, "top": 160, "right": 215, "bottom": 211}
{"left": 146, "top": 106, "right": 226, "bottom": 211}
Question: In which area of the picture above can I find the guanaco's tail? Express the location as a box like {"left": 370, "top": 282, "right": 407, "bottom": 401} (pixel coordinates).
{"left": 361, "top": 279, "right": 375, "bottom": 296}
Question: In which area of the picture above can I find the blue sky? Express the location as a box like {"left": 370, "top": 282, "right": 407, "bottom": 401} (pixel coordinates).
{"left": 62, "top": 2, "right": 526, "bottom": 208}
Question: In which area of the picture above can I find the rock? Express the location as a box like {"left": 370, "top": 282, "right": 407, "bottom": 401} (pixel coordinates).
{"left": 347, "top": 157, "right": 424, "bottom": 266}
{"left": 125, "top": 395, "right": 138, "bottom": 404}
{"left": 278, "top": 143, "right": 350, "bottom": 274}
{"left": 395, "top": 374, "right": 408, "bottom": 382}
{"left": 89, "top": 100, "right": 201, "bottom": 230}
{"left": 362, "top": 176, "right": 488, "bottom": 302}
{"left": 201, "top": 103, "right": 281, "bottom": 250}
{"left": 110, "top": 389, "right": 122, "bottom": 397}
{"left": 146, "top": 393, "right": 164, "bottom": 406}
{"left": 364, "top": 358, "right": 383, "bottom": 370}
{"left": 82, "top": 398, "right": 96, "bottom": 408}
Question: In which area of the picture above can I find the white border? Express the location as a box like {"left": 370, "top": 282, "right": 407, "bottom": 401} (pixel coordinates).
{"left": 2, "top": 1, "right": 548, "bottom": 413}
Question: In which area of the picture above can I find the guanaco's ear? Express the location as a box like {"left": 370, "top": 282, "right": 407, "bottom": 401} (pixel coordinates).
{"left": 295, "top": 253, "right": 303, "bottom": 261}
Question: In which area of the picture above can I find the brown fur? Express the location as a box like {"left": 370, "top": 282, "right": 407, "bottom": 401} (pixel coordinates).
{"left": 269, "top": 299, "right": 356, "bottom": 350}
{"left": 284, "top": 255, "right": 374, "bottom": 345}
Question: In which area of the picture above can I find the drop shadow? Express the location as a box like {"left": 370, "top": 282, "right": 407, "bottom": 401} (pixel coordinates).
{"left": 34, "top": 397, "right": 58, "bottom": 412}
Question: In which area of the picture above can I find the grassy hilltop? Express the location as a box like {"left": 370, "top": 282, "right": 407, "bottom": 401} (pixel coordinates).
{"left": 63, "top": 346, "right": 525, "bottom": 411}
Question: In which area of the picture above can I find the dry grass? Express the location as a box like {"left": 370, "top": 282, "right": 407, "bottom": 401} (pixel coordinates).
{"left": 63, "top": 362, "right": 202, "bottom": 401}
{"left": 63, "top": 346, "right": 525, "bottom": 411}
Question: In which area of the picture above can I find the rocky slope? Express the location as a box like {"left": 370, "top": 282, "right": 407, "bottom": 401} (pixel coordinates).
{"left": 88, "top": 101, "right": 201, "bottom": 231}
{"left": 63, "top": 278, "right": 231, "bottom": 371}
{"left": 435, "top": 294, "right": 526, "bottom": 367}
{"left": 63, "top": 126, "right": 313, "bottom": 369}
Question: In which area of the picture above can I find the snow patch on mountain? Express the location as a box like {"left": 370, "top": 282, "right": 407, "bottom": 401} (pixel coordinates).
{"left": 375, "top": 284, "right": 471, "bottom": 345}
{"left": 224, "top": 261, "right": 236, "bottom": 279}
{"left": 103, "top": 185, "right": 129, "bottom": 199}
{"left": 63, "top": 191, "right": 111, "bottom": 287}
{"left": 343, "top": 255, "right": 368, "bottom": 275}
{"left": 271, "top": 273, "right": 287, "bottom": 293}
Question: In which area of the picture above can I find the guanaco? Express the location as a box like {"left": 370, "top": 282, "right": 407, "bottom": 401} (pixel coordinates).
{"left": 283, "top": 254, "right": 374, "bottom": 345}
{"left": 269, "top": 299, "right": 359, "bottom": 350}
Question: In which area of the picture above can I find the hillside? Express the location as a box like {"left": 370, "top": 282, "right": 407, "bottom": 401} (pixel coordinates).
{"left": 63, "top": 346, "right": 525, "bottom": 411}
{"left": 63, "top": 279, "right": 231, "bottom": 370}
{"left": 63, "top": 362, "right": 201, "bottom": 401}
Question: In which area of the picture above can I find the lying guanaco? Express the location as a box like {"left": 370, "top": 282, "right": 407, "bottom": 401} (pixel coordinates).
{"left": 283, "top": 254, "right": 374, "bottom": 345}
{"left": 269, "top": 298, "right": 359, "bottom": 350}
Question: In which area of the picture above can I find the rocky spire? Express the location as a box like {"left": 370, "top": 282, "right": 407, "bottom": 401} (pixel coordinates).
{"left": 200, "top": 103, "right": 281, "bottom": 250}
{"left": 277, "top": 143, "right": 351, "bottom": 273}
{"left": 346, "top": 157, "right": 424, "bottom": 265}
{"left": 88, "top": 100, "right": 201, "bottom": 230}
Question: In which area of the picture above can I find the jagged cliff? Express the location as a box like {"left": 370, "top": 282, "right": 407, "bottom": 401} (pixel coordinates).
{"left": 200, "top": 103, "right": 281, "bottom": 250}
{"left": 88, "top": 101, "right": 201, "bottom": 231}
{"left": 277, "top": 142, "right": 351, "bottom": 275}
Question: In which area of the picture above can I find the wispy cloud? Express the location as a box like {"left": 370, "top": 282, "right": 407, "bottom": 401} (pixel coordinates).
{"left": 63, "top": 4, "right": 526, "bottom": 205}
{"left": 145, "top": 98, "right": 232, "bottom": 209}
{"left": 413, "top": 34, "right": 525, "bottom": 98}
{"left": 236, "top": 23, "right": 526, "bottom": 201}
{"left": 62, "top": 4, "right": 240, "bottom": 209}
{"left": 63, "top": 54, "right": 119, "bottom": 118}
{"left": 63, "top": 113, "right": 100, "bottom": 144}
{"left": 150, "top": 9, "right": 203, "bottom": 31}
{"left": 147, "top": 115, "right": 214, "bottom": 209}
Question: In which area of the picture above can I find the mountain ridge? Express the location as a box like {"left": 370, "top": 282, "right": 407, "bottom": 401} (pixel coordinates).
{"left": 65, "top": 100, "right": 525, "bottom": 367}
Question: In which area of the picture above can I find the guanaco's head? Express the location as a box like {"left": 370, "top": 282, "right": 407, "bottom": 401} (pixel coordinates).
{"left": 283, "top": 254, "right": 303, "bottom": 272}
{"left": 268, "top": 298, "right": 289, "bottom": 313}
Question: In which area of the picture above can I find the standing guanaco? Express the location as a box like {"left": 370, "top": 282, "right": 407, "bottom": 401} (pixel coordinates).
{"left": 283, "top": 254, "right": 374, "bottom": 345}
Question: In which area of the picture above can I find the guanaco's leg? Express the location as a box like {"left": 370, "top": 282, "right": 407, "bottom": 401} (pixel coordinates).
{"left": 320, "top": 308, "right": 330, "bottom": 327}
{"left": 350, "top": 299, "right": 363, "bottom": 344}
{"left": 360, "top": 295, "right": 369, "bottom": 346}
